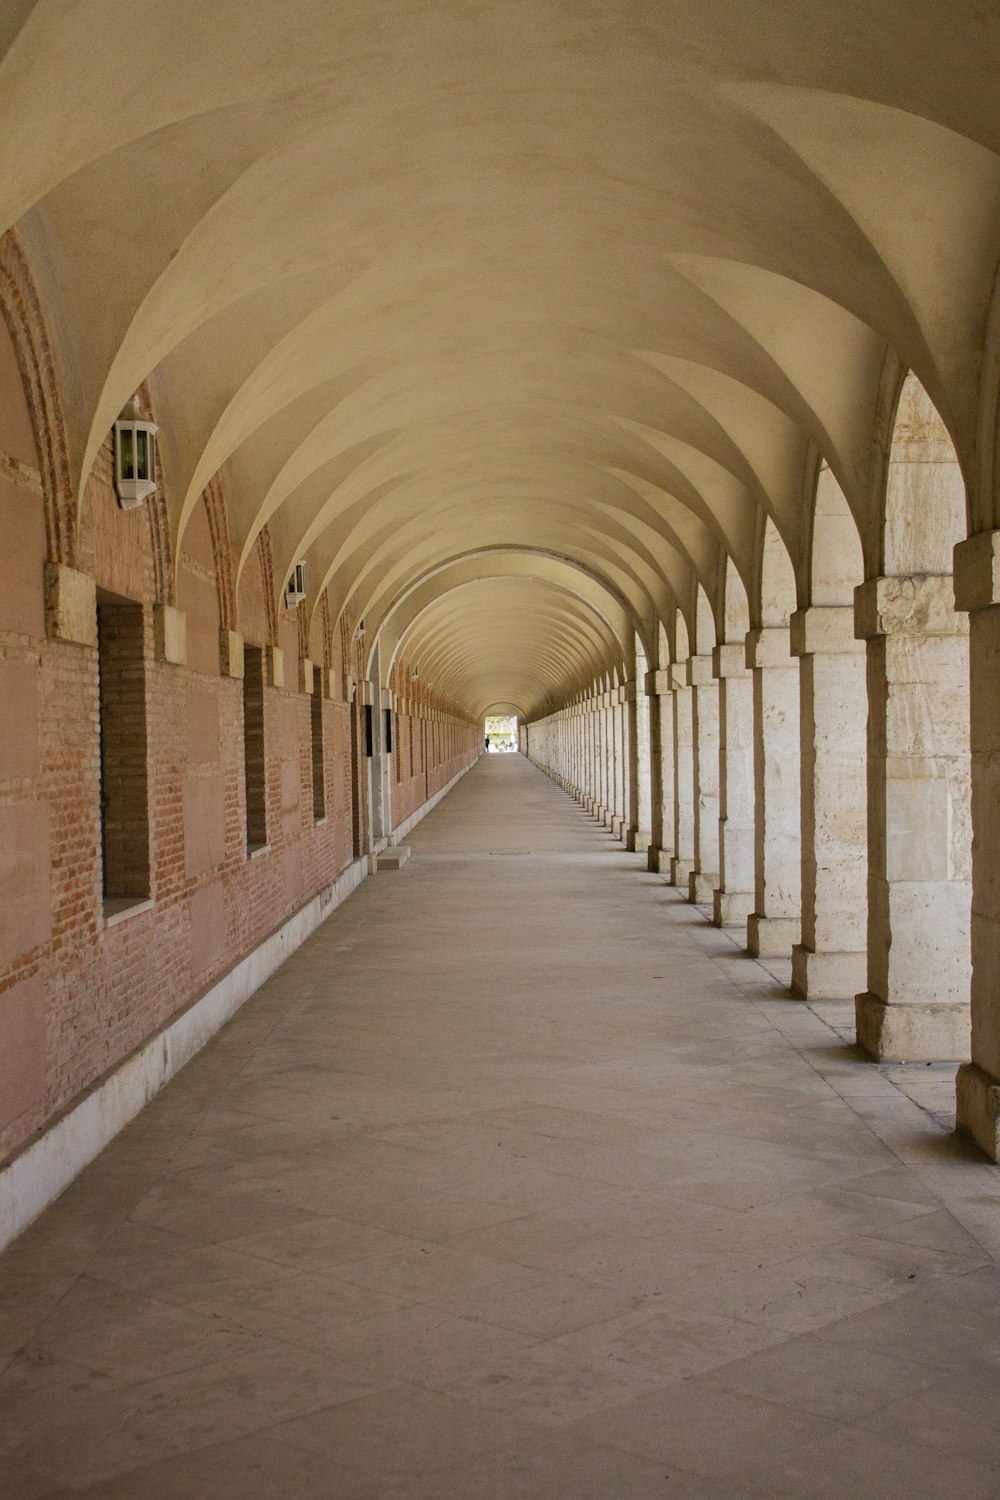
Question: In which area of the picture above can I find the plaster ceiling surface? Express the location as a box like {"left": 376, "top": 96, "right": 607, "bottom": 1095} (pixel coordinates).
{"left": 2, "top": 1, "right": 999, "bottom": 716}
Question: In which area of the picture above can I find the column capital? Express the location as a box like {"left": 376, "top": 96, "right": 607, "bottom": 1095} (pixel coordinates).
{"left": 789, "top": 606, "right": 864, "bottom": 658}
{"left": 154, "top": 604, "right": 187, "bottom": 666}
{"left": 712, "top": 642, "right": 749, "bottom": 678}
{"left": 43, "top": 561, "right": 96, "bottom": 647}
{"left": 266, "top": 644, "right": 285, "bottom": 688}
{"left": 646, "top": 669, "right": 672, "bottom": 696}
{"left": 219, "top": 629, "right": 244, "bottom": 679}
{"left": 954, "top": 531, "right": 1000, "bottom": 613}
{"left": 620, "top": 682, "right": 636, "bottom": 703}
{"left": 744, "top": 625, "right": 791, "bottom": 669}
{"left": 686, "top": 653, "right": 714, "bottom": 686}
{"left": 854, "top": 574, "right": 965, "bottom": 639}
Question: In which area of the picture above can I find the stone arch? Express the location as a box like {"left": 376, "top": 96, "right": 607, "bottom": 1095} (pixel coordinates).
{"left": 722, "top": 555, "right": 750, "bottom": 643}
{"left": 758, "top": 514, "right": 797, "bottom": 629}
{"left": 237, "top": 527, "right": 277, "bottom": 650}
{"left": 200, "top": 476, "right": 236, "bottom": 633}
{"left": 791, "top": 457, "right": 869, "bottom": 1001}
{"left": 175, "top": 488, "right": 222, "bottom": 677}
{"left": 882, "top": 373, "right": 966, "bottom": 576}
{"left": 693, "top": 583, "right": 716, "bottom": 656}
{"left": 855, "top": 370, "right": 972, "bottom": 1062}
{"left": 811, "top": 463, "right": 864, "bottom": 608}
{"left": 714, "top": 556, "right": 755, "bottom": 928}
{"left": 746, "top": 514, "right": 802, "bottom": 960}
{"left": 0, "top": 230, "right": 73, "bottom": 566}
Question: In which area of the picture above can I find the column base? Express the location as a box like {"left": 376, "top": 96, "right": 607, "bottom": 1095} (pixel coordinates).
{"left": 746, "top": 914, "right": 800, "bottom": 958}
{"left": 688, "top": 869, "right": 719, "bottom": 904}
{"left": 670, "top": 858, "right": 694, "bottom": 888}
{"left": 713, "top": 889, "right": 754, "bottom": 929}
{"left": 855, "top": 992, "right": 970, "bottom": 1063}
{"left": 629, "top": 828, "right": 652, "bottom": 855}
{"left": 646, "top": 845, "right": 668, "bottom": 874}
{"left": 611, "top": 815, "right": 625, "bottom": 840}
{"left": 791, "top": 945, "right": 866, "bottom": 1000}
{"left": 957, "top": 1063, "right": 1000, "bottom": 1161}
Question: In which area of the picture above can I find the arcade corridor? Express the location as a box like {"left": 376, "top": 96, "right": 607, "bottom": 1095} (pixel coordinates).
{"left": 3, "top": 756, "right": 1000, "bottom": 1499}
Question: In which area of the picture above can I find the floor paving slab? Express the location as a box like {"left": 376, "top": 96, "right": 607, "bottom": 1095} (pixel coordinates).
{"left": 2, "top": 755, "right": 1000, "bottom": 1495}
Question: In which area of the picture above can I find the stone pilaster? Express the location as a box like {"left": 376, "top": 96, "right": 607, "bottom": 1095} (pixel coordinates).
{"left": 790, "top": 606, "right": 867, "bottom": 999}
{"left": 745, "top": 627, "right": 801, "bottom": 957}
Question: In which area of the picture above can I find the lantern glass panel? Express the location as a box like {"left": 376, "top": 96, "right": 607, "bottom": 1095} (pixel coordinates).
{"left": 118, "top": 426, "right": 135, "bottom": 480}
{"left": 135, "top": 428, "right": 149, "bottom": 479}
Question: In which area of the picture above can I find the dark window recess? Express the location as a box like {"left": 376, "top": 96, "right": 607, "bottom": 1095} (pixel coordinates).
{"left": 311, "top": 686, "right": 326, "bottom": 821}
{"left": 364, "top": 703, "right": 373, "bottom": 758}
{"left": 385, "top": 707, "right": 393, "bottom": 754}
{"left": 243, "top": 646, "right": 267, "bottom": 850}
{"left": 97, "top": 597, "right": 150, "bottom": 901}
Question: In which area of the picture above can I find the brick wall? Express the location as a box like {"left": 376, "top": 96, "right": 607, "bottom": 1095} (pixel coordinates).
{"left": 389, "top": 677, "right": 479, "bottom": 831}
{"left": 0, "top": 301, "right": 479, "bottom": 1167}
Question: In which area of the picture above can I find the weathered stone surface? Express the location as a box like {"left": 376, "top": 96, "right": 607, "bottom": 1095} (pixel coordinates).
{"left": 153, "top": 603, "right": 187, "bottom": 666}
{"left": 43, "top": 562, "right": 96, "bottom": 647}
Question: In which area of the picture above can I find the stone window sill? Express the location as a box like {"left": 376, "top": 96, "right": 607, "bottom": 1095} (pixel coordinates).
{"left": 247, "top": 842, "right": 271, "bottom": 861}
{"left": 103, "top": 896, "right": 154, "bottom": 928}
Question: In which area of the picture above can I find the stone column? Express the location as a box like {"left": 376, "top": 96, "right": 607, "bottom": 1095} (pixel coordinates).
{"left": 790, "top": 607, "right": 868, "bottom": 999}
{"left": 955, "top": 533, "right": 1000, "bottom": 1156}
{"left": 645, "top": 670, "right": 674, "bottom": 875}
{"left": 638, "top": 675, "right": 653, "bottom": 852}
{"left": 581, "top": 702, "right": 591, "bottom": 807}
{"left": 855, "top": 574, "right": 971, "bottom": 1060}
{"left": 670, "top": 664, "right": 696, "bottom": 887}
{"left": 712, "top": 643, "right": 755, "bottom": 928}
{"left": 577, "top": 706, "right": 586, "bottom": 802}
{"left": 591, "top": 697, "right": 602, "bottom": 816}
{"left": 600, "top": 692, "right": 613, "bottom": 827}
{"left": 688, "top": 653, "right": 720, "bottom": 903}
{"left": 589, "top": 697, "right": 600, "bottom": 815}
{"left": 745, "top": 627, "right": 801, "bottom": 957}
{"left": 611, "top": 690, "right": 627, "bottom": 839}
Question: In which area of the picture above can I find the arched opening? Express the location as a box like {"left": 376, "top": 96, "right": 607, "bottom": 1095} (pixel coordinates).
{"left": 484, "top": 713, "right": 518, "bottom": 752}
{"left": 747, "top": 517, "right": 802, "bottom": 959}
{"left": 791, "top": 464, "right": 868, "bottom": 1002}
{"left": 713, "top": 559, "right": 755, "bottom": 928}
{"left": 856, "top": 372, "right": 972, "bottom": 1061}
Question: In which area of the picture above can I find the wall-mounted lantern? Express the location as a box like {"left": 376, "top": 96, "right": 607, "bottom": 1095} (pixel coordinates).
{"left": 355, "top": 618, "right": 366, "bottom": 637}
{"left": 113, "top": 396, "right": 158, "bottom": 509}
{"left": 411, "top": 665, "right": 419, "bottom": 680}
{"left": 285, "top": 560, "right": 306, "bottom": 608}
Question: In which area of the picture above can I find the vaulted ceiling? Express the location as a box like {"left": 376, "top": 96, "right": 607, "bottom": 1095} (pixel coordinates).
{"left": 3, "top": 1, "right": 998, "bottom": 717}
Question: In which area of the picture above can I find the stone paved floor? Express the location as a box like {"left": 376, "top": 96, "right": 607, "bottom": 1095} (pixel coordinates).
{"left": 4, "top": 755, "right": 1000, "bottom": 1498}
